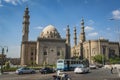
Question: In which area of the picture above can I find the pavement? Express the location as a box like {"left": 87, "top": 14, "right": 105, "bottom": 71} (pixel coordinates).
{"left": 0, "top": 71, "right": 15, "bottom": 75}
{"left": 0, "top": 69, "right": 120, "bottom": 80}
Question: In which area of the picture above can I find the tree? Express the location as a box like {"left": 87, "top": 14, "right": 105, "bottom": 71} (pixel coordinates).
{"left": 109, "top": 57, "right": 120, "bottom": 64}
{"left": 92, "top": 54, "right": 105, "bottom": 64}
{"left": 5, "top": 61, "right": 10, "bottom": 69}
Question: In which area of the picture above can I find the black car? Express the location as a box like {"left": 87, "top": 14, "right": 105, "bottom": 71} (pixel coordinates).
{"left": 40, "top": 67, "right": 55, "bottom": 74}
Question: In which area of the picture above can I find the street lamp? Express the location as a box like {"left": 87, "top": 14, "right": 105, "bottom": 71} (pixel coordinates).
{"left": 102, "top": 46, "right": 106, "bottom": 66}
{"left": 0, "top": 46, "right": 8, "bottom": 74}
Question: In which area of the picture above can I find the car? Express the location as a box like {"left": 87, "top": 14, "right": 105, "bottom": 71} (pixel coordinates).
{"left": 40, "top": 67, "right": 56, "bottom": 74}
{"left": 74, "top": 64, "right": 89, "bottom": 74}
{"left": 89, "top": 64, "right": 97, "bottom": 69}
{"left": 96, "top": 64, "right": 103, "bottom": 68}
{"left": 16, "top": 67, "right": 36, "bottom": 75}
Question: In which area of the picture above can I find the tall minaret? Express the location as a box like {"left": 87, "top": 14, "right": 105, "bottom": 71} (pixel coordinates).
{"left": 22, "top": 7, "right": 30, "bottom": 42}
{"left": 66, "top": 25, "right": 70, "bottom": 45}
{"left": 66, "top": 25, "right": 71, "bottom": 59}
{"left": 80, "top": 18, "right": 86, "bottom": 43}
{"left": 74, "top": 26, "right": 77, "bottom": 46}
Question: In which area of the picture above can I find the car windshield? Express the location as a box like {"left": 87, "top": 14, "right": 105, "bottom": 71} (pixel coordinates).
{"left": 18, "top": 67, "right": 24, "bottom": 70}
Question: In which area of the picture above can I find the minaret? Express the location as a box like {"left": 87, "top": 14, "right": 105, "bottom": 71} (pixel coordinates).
{"left": 21, "top": 7, "right": 30, "bottom": 66}
{"left": 80, "top": 18, "right": 86, "bottom": 43}
{"left": 66, "top": 25, "right": 71, "bottom": 59}
{"left": 66, "top": 25, "right": 70, "bottom": 45}
{"left": 22, "top": 7, "right": 30, "bottom": 42}
{"left": 74, "top": 26, "right": 77, "bottom": 46}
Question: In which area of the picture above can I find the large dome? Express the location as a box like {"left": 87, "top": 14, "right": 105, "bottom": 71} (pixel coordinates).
{"left": 40, "top": 25, "right": 61, "bottom": 39}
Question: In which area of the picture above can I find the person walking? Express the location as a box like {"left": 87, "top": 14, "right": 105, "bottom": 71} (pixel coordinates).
{"left": 110, "top": 64, "right": 113, "bottom": 74}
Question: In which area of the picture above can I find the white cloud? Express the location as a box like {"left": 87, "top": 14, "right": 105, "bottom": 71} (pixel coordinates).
{"left": 0, "top": 0, "right": 3, "bottom": 7}
{"left": 88, "top": 32, "right": 98, "bottom": 37}
{"left": 22, "top": 0, "right": 28, "bottom": 2}
{"left": 4, "top": 0, "right": 18, "bottom": 5}
{"left": 3, "top": 0, "right": 28, "bottom": 5}
{"left": 87, "top": 20, "right": 95, "bottom": 25}
{"left": 0, "top": 4, "right": 3, "bottom": 7}
{"left": 106, "top": 27, "right": 110, "bottom": 31}
{"left": 112, "top": 9, "right": 120, "bottom": 20}
{"left": 34, "top": 26, "right": 43, "bottom": 30}
{"left": 85, "top": 26, "right": 94, "bottom": 31}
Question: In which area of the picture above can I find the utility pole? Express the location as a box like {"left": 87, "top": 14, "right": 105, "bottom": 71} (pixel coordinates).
{"left": 0, "top": 46, "right": 8, "bottom": 75}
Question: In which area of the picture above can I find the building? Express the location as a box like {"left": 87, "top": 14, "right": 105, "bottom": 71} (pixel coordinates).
{"left": 21, "top": 7, "right": 120, "bottom": 66}
{"left": 71, "top": 19, "right": 120, "bottom": 64}
{"left": 20, "top": 7, "right": 71, "bottom": 66}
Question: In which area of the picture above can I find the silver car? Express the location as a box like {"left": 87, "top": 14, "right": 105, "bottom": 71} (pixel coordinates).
{"left": 74, "top": 65, "right": 89, "bottom": 74}
{"left": 16, "top": 67, "right": 36, "bottom": 75}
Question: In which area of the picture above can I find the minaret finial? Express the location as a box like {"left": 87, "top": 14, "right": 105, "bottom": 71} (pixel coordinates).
{"left": 66, "top": 25, "right": 70, "bottom": 45}
{"left": 81, "top": 17, "right": 84, "bottom": 26}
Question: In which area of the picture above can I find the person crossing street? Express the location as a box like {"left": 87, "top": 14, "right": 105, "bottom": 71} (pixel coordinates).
{"left": 110, "top": 64, "right": 113, "bottom": 74}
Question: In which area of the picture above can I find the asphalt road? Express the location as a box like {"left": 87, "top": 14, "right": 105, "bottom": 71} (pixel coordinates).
{"left": 0, "top": 68, "right": 120, "bottom": 80}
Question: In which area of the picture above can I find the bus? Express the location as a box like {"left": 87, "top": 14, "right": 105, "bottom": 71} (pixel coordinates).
{"left": 56, "top": 59, "right": 89, "bottom": 71}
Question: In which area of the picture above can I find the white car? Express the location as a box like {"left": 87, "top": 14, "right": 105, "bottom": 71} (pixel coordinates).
{"left": 89, "top": 64, "right": 97, "bottom": 69}
{"left": 74, "top": 65, "right": 89, "bottom": 74}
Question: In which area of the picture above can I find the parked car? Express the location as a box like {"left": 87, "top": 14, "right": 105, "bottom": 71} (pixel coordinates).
{"left": 16, "top": 67, "right": 36, "bottom": 75}
{"left": 89, "top": 64, "right": 97, "bottom": 69}
{"left": 74, "top": 64, "right": 89, "bottom": 74}
{"left": 40, "top": 67, "right": 56, "bottom": 74}
{"left": 96, "top": 64, "right": 103, "bottom": 68}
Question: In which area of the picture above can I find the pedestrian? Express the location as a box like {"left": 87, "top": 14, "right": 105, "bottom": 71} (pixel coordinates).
{"left": 110, "top": 64, "right": 113, "bottom": 74}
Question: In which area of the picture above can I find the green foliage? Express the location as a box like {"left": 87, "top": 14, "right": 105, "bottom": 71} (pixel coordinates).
{"left": 109, "top": 57, "right": 120, "bottom": 64}
{"left": 4, "top": 61, "right": 10, "bottom": 69}
{"left": 92, "top": 54, "right": 105, "bottom": 64}
{"left": 3, "top": 67, "right": 18, "bottom": 72}
{"left": 29, "top": 66, "right": 41, "bottom": 70}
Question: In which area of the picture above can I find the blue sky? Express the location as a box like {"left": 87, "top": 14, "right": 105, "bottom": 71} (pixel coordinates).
{"left": 0, "top": 0, "right": 120, "bottom": 58}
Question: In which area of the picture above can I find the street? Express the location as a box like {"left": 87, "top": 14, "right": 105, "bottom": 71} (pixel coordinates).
{"left": 0, "top": 68, "right": 120, "bottom": 80}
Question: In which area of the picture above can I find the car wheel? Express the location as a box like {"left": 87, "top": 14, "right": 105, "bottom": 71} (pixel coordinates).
{"left": 67, "top": 78, "right": 71, "bottom": 80}
{"left": 19, "top": 72, "right": 23, "bottom": 75}
{"left": 75, "top": 72, "right": 77, "bottom": 74}
{"left": 31, "top": 71, "right": 35, "bottom": 74}
{"left": 41, "top": 72, "right": 43, "bottom": 74}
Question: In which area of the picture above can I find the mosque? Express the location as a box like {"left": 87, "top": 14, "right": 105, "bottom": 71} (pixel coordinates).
{"left": 20, "top": 7, "right": 120, "bottom": 66}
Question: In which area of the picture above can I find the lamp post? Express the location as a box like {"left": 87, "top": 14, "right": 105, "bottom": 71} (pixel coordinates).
{"left": 102, "top": 46, "right": 106, "bottom": 66}
{"left": 0, "top": 46, "right": 8, "bottom": 74}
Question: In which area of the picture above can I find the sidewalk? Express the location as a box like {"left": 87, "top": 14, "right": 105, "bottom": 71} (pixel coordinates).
{"left": 104, "top": 78, "right": 120, "bottom": 80}
{"left": 0, "top": 71, "right": 15, "bottom": 75}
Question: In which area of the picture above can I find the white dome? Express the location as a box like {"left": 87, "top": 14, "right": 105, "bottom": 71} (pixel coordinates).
{"left": 40, "top": 25, "right": 61, "bottom": 39}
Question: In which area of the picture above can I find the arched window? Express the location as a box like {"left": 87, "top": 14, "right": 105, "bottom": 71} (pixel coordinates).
{"left": 31, "top": 52, "right": 33, "bottom": 56}
{"left": 43, "top": 51, "right": 47, "bottom": 55}
{"left": 57, "top": 51, "right": 60, "bottom": 56}
{"left": 43, "top": 47, "right": 47, "bottom": 55}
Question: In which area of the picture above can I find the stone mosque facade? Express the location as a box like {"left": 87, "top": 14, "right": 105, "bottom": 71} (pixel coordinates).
{"left": 71, "top": 19, "right": 120, "bottom": 63}
{"left": 21, "top": 7, "right": 120, "bottom": 66}
{"left": 21, "top": 7, "right": 70, "bottom": 66}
